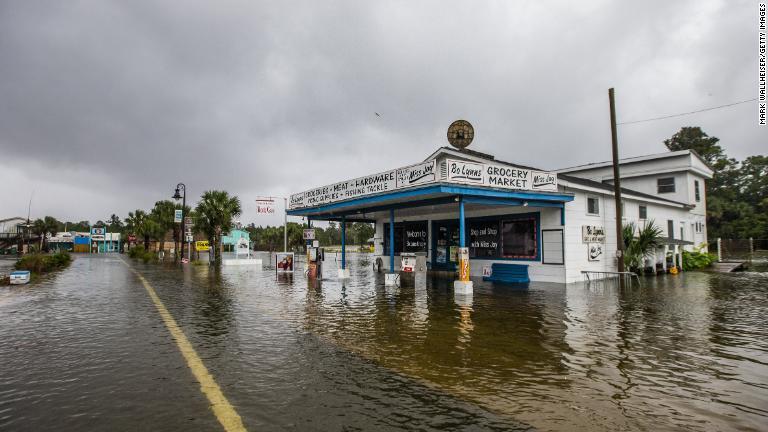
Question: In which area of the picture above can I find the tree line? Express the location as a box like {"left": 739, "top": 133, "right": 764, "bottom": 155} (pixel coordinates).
{"left": 26, "top": 190, "right": 376, "bottom": 261}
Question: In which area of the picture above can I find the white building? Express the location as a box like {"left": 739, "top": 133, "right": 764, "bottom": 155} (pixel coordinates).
{"left": 287, "top": 146, "right": 712, "bottom": 287}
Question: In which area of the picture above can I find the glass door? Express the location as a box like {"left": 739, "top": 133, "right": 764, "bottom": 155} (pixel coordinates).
{"left": 432, "top": 221, "right": 460, "bottom": 270}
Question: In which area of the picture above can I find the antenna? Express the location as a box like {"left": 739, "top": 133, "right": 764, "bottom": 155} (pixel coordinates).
{"left": 26, "top": 190, "right": 34, "bottom": 223}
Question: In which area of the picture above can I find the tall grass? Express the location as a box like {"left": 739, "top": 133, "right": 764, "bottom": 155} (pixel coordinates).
{"left": 15, "top": 252, "right": 72, "bottom": 274}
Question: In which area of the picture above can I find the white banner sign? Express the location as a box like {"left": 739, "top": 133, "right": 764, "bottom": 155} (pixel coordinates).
{"left": 174, "top": 209, "right": 183, "bottom": 223}
{"left": 288, "top": 158, "right": 558, "bottom": 210}
{"left": 582, "top": 225, "right": 606, "bottom": 243}
{"left": 255, "top": 198, "right": 275, "bottom": 215}
{"left": 290, "top": 161, "right": 436, "bottom": 209}
{"left": 446, "top": 159, "right": 558, "bottom": 192}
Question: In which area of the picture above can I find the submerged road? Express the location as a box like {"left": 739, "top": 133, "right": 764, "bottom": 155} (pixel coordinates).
{"left": 0, "top": 255, "right": 521, "bottom": 431}
{"left": 1, "top": 254, "right": 767, "bottom": 431}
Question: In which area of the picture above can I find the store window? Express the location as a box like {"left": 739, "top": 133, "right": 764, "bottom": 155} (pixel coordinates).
{"left": 468, "top": 220, "right": 500, "bottom": 258}
{"left": 383, "top": 221, "right": 428, "bottom": 255}
{"left": 587, "top": 196, "right": 600, "bottom": 215}
{"left": 658, "top": 177, "right": 676, "bottom": 193}
{"left": 501, "top": 217, "right": 538, "bottom": 259}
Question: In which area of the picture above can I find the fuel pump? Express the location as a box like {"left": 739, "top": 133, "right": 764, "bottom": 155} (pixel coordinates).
{"left": 307, "top": 240, "right": 324, "bottom": 279}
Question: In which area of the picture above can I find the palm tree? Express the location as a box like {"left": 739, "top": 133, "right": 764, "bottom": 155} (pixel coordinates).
{"left": 194, "top": 190, "right": 242, "bottom": 263}
{"left": 623, "top": 220, "right": 664, "bottom": 273}
{"left": 126, "top": 210, "right": 151, "bottom": 250}
{"left": 31, "top": 216, "right": 61, "bottom": 252}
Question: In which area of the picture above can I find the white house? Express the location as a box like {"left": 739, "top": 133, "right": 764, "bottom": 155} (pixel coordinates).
{"left": 286, "top": 146, "right": 712, "bottom": 288}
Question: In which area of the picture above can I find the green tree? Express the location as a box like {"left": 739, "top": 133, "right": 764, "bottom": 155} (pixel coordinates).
{"left": 126, "top": 210, "right": 151, "bottom": 250}
{"left": 194, "top": 190, "right": 242, "bottom": 263}
{"left": 31, "top": 216, "right": 60, "bottom": 252}
{"left": 151, "top": 200, "right": 178, "bottom": 257}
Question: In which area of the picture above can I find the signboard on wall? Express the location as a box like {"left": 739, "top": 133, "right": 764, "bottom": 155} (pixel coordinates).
{"left": 588, "top": 243, "right": 603, "bottom": 261}
{"left": 582, "top": 225, "right": 606, "bottom": 243}
{"left": 288, "top": 157, "right": 558, "bottom": 210}
{"left": 446, "top": 159, "right": 559, "bottom": 192}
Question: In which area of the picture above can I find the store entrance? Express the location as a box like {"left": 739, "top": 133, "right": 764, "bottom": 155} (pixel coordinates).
{"left": 432, "top": 220, "right": 460, "bottom": 271}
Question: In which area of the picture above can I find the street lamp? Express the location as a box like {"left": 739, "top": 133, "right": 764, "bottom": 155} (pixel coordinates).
{"left": 173, "top": 183, "right": 186, "bottom": 260}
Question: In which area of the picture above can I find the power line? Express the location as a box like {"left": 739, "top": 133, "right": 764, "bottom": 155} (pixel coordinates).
{"left": 617, "top": 98, "right": 758, "bottom": 125}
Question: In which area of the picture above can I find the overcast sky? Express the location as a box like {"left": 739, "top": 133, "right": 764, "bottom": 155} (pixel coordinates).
{"left": 0, "top": 0, "right": 762, "bottom": 226}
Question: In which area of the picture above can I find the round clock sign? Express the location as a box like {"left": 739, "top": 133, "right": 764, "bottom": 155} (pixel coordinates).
{"left": 447, "top": 120, "right": 474, "bottom": 149}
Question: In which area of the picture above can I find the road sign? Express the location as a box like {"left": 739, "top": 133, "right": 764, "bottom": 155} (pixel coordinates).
{"left": 303, "top": 229, "right": 315, "bottom": 240}
{"left": 174, "top": 210, "right": 183, "bottom": 223}
{"left": 195, "top": 240, "right": 210, "bottom": 251}
{"left": 184, "top": 216, "right": 193, "bottom": 226}
{"left": 185, "top": 235, "right": 193, "bottom": 242}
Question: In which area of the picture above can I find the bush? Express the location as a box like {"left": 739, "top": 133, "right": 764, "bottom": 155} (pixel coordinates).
{"left": 682, "top": 249, "right": 717, "bottom": 271}
{"left": 127, "top": 245, "right": 157, "bottom": 263}
{"left": 15, "top": 252, "right": 72, "bottom": 274}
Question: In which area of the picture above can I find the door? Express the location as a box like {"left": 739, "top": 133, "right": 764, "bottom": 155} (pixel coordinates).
{"left": 432, "top": 220, "right": 460, "bottom": 270}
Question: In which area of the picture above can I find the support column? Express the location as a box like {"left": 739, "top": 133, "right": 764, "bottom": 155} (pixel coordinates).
{"left": 717, "top": 237, "right": 722, "bottom": 262}
{"left": 454, "top": 197, "right": 473, "bottom": 294}
{"left": 385, "top": 209, "right": 397, "bottom": 285}
{"left": 338, "top": 216, "right": 350, "bottom": 279}
{"left": 663, "top": 245, "right": 669, "bottom": 272}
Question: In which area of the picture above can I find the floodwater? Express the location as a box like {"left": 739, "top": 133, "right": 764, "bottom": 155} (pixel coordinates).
{"left": 0, "top": 254, "right": 766, "bottom": 431}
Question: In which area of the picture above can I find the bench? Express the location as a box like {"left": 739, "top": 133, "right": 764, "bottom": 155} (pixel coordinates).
{"left": 483, "top": 263, "right": 530, "bottom": 284}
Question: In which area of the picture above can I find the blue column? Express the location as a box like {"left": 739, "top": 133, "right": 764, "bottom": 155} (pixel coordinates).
{"left": 341, "top": 216, "right": 346, "bottom": 270}
{"left": 560, "top": 204, "right": 566, "bottom": 226}
{"left": 459, "top": 197, "right": 465, "bottom": 248}
{"left": 389, "top": 209, "right": 395, "bottom": 272}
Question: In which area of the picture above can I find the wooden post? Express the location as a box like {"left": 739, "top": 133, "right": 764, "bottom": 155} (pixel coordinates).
{"left": 609, "top": 88, "right": 625, "bottom": 283}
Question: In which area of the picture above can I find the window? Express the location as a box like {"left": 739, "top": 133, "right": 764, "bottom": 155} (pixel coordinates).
{"left": 694, "top": 180, "right": 701, "bottom": 202}
{"left": 658, "top": 177, "right": 676, "bottom": 194}
{"left": 680, "top": 224, "right": 684, "bottom": 241}
{"left": 468, "top": 220, "right": 500, "bottom": 258}
{"left": 667, "top": 220, "right": 674, "bottom": 239}
{"left": 383, "top": 221, "right": 428, "bottom": 255}
{"left": 501, "top": 218, "right": 538, "bottom": 259}
{"left": 542, "top": 229, "right": 564, "bottom": 265}
{"left": 587, "top": 196, "right": 600, "bottom": 215}
{"left": 639, "top": 205, "right": 647, "bottom": 220}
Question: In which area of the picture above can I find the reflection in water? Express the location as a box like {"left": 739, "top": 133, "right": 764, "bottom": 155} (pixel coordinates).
{"left": 1, "top": 254, "right": 766, "bottom": 431}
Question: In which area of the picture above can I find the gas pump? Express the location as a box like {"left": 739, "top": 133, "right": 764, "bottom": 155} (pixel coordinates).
{"left": 307, "top": 240, "right": 324, "bottom": 279}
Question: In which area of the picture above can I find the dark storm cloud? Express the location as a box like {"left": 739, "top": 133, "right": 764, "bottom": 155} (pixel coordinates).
{"left": 0, "top": 0, "right": 760, "bottom": 222}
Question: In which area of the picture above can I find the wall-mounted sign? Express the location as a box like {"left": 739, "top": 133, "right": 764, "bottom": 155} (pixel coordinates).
{"left": 256, "top": 198, "right": 276, "bottom": 215}
{"left": 91, "top": 227, "right": 105, "bottom": 236}
{"left": 174, "top": 210, "right": 183, "bottom": 223}
{"left": 588, "top": 243, "right": 603, "bottom": 261}
{"left": 482, "top": 265, "right": 492, "bottom": 277}
{"left": 288, "top": 157, "right": 558, "bottom": 210}
{"left": 396, "top": 161, "right": 436, "bottom": 188}
{"left": 582, "top": 225, "right": 606, "bottom": 243}
{"left": 303, "top": 229, "right": 316, "bottom": 240}
{"left": 447, "top": 159, "right": 559, "bottom": 192}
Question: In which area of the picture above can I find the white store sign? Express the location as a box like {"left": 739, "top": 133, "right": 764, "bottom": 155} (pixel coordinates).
{"left": 582, "top": 225, "right": 606, "bottom": 243}
{"left": 289, "top": 158, "right": 558, "bottom": 210}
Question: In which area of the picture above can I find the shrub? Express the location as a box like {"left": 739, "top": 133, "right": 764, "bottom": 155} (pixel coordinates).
{"left": 127, "top": 245, "right": 157, "bottom": 263}
{"left": 682, "top": 249, "right": 717, "bottom": 271}
{"left": 15, "top": 252, "right": 72, "bottom": 274}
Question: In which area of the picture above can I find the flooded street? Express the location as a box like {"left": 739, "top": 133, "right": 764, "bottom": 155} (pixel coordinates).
{"left": 1, "top": 254, "right": 767, "bottom": 431}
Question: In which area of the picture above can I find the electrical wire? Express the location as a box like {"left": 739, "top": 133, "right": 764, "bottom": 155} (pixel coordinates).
{"left": 617, "top": 98, "right": 758, "bottom": 125}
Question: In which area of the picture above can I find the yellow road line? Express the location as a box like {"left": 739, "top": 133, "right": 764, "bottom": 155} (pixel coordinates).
{"left": 121, "top": 260, "right": 247, "bottom": 432}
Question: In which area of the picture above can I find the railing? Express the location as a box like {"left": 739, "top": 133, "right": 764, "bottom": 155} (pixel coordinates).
{"left": 582, "top": 270, "right": 641, "bottom": 287}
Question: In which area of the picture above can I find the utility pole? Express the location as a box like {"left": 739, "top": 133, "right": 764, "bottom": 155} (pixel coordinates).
{"left": 609, "top": 88, "right": 626, "bottom": 283}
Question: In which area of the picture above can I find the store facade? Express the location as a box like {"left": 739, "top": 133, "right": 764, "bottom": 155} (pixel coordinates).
{"left": 287, "top": 145, "right": 707, "bottom": 291}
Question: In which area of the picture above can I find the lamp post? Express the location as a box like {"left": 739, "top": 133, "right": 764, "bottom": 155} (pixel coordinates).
{"left": 173, "top": 183, "right": 186, "bottom": 260}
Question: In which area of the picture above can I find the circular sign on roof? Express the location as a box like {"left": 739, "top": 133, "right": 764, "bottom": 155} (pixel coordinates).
{"left": 447, "top": 120, "right": 474, "bottom": 149}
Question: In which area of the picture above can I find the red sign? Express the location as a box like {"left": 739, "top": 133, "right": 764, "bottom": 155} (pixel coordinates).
{"left": 128, "top": 234, "right": 137, "bottom": 243}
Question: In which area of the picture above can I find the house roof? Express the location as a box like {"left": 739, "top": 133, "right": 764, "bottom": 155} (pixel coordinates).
{"left": 555, "top": 149, "right": 714, "bottom": 175}
{"left": 0, "top": 217, "right": 27, "bottom": 223}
